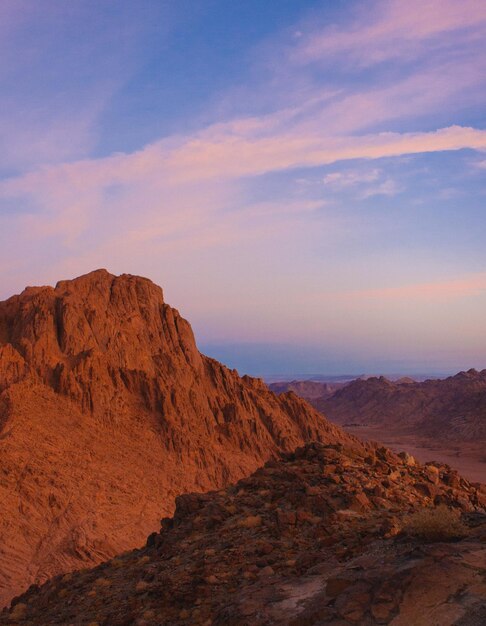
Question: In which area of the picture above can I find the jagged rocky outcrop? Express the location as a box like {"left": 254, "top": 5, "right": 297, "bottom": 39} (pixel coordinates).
{"left": 2, "top": 442, "right": 485, "bottom": 625}
{"left": 320, "top": 371, "right": 486, "bottom": 440}
{"left": 0, "top": 270, "right": 358, "bottom": 607}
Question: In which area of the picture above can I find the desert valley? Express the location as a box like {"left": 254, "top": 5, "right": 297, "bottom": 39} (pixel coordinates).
{"left": 270, "top": 372, "right": 486, "bottom": 484}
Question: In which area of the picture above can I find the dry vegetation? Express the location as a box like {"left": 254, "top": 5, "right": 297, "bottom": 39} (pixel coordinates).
{"left": 403, "top": 505, "right": 468, "bottom": 541}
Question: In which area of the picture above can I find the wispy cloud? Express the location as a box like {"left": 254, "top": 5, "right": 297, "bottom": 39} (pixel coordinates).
{"left": 295, "top": 0, "right": 486, "bottom": 67}
{"left": 0, "top": 120, "right": 483, "bottom": 304}
{"left": 0, "top": 2, "right": 175, "bottom": 173}
{"left": 323, "top": 169, "right": 381, "bottom": 187}
{"left": 334, "top": 272, "right": 486, "bottom": 302}
{"left": 321, "top": 168, "right": 402, "bottom": 199}
{"left": 0, "top": 0, "right": 485, "bottom": 367}
{"left": 3, "top": 124, "right": 484, "bottom": 201}
{"left": 360, "top": 178, "right": 402, "bottom": 199}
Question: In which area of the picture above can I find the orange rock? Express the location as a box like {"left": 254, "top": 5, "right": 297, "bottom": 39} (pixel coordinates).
{"left": 2, "top": 440, "right": 484, "bottom": 626}
{"left": 0, "top": 270, "right": 360, "bottom": 608}
{"left": 239, "top": 515, "right": 262, "bottom": 529}
{"left": 276, "top": 509, "right": 297, "bottom": 527}
{"left": 348, "top": 492, "right": 371, "bottom": 512}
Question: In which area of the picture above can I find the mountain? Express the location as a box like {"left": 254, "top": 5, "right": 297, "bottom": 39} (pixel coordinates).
{"left": 320, "top": 370, "right": 486, "bottom": 440}
{"left": 268, "top": 380, "right": 347, "bottom": 401}
{"left": 0, "top": 269, "right": 358, "bottom": 608}
{"left": 2, "top": 441, "right": 484, "bottom": 625}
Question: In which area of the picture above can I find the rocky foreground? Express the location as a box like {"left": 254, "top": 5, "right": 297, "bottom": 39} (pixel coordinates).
{"left": 0, "top": 270, "right": 356, "bottom": 607}
{"left": 3, "top": 442, "right": 485, "bottom": 625}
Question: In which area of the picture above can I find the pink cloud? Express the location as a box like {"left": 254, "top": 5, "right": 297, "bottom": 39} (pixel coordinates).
{"left": 159, "top": 124, "right": 486, "bottom": 182}
{"left": 0, "top": 0, "right": 484, "bottom": 307}
{"left": 297, "top": 0, "right": 486, "bottom": 66}
{"left": 4, "top": 124, "right": 484, "bottom": 199}
{"left": 1, "top": 123, "right": 484, "bottom": 252}
{"left": 335, "top": 272, "right": 486, "bottom": 302}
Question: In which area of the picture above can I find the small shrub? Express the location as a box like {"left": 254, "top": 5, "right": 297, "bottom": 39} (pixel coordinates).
{"left": 403, "top": 505, "right": 468, "bottom": 542}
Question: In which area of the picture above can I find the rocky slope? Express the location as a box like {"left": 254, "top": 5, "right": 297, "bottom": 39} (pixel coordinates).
{"left": 0, "top": 269, "right": 358, "bottom": 608}
{"left": 320, "top": 370, "right": 486, "bottom": 441}
{"left": 2, "top": 441, "right": 485, "bottom": 625}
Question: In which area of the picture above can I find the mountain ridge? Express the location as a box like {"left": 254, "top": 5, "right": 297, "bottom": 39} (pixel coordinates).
{"left": 320, "top": 369, "right": 486, "bottom": 440}
{"left": 2, "top": 441, "right": 484, "bottom": 625}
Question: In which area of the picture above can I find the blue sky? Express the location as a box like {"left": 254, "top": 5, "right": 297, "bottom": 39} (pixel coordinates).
{"left": 0, "top": 0, "right": 485, "bottom": 376}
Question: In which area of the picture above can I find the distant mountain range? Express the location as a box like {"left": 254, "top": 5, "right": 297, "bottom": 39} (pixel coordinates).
{"left": 265, "top": 373, "right": 446, "bottom": 384}
{"left": 321, "top": 370, "right": 486, "bottom": 441}
{"left": 268, "top": 379, "right": 347, "bottom": 400}
{"left": 271, "top": 370, "right": 486, "bottom": 442}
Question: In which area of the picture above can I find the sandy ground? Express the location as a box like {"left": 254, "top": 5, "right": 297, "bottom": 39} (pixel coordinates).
{"left": 344, "top": 426, "right": 486, "bottom": 484}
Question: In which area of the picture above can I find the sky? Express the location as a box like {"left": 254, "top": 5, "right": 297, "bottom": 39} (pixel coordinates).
{"left": 0, "top": 0, "right": 485, "bottom": 377}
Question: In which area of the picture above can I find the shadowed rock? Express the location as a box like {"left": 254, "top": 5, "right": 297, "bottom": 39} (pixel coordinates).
{"left": 2, "top": 442, "right": 484, "bottom": 625}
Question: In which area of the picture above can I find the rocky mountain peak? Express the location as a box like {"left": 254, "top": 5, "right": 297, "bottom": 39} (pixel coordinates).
{"left": 0, "top": 269, "right": 201, "bottom": 416}
{"left": 0, "top": 270, "right": 359, "bottom": 607}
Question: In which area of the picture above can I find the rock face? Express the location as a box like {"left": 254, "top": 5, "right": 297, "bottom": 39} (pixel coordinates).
{"left": 0, "top": 270, "right": 357, "bottom": 608}
{"left": 3, "top": 442, "right": 484, "bottom": 625}
{"left": 320, "top": 371, "right": 486, "bottom": 440}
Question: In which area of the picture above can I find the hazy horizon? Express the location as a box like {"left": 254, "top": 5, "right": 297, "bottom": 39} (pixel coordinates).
{"left": 199, "top": 341, "right": 483, "bottom": 380}
{"left": 1, "top": 0, "right": 485, "bottom": 373}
